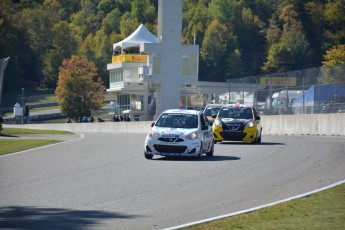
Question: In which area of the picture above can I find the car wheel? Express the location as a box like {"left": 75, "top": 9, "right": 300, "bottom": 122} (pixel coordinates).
{"left": 144, "top": 151, "right": 153, "bottom": 159}
{"left": 251, "top": 131, "right": 261, "bottom": 144}
{"left": 257, "top": 132, "right": 262, "bottom": 144}
{"left": 196, "top": 143, "right": 203, "bottom": 159}
{"left": 206, "top": 141, "right": 214, "bottom": 157}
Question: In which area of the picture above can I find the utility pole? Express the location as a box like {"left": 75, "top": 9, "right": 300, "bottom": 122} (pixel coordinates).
{"left": 22, "top": 88, "right": 25, "bottom": 124}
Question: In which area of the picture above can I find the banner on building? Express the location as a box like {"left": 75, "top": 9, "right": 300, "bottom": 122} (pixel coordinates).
{"left": 260, "top": 76, "right": 297, "bottom": 86}
{"left": 112, "top": 54, "right": 147, "bottom": 63}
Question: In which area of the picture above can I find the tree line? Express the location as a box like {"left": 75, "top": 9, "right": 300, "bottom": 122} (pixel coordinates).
{"left": 1, "top": 0, "right": 344, "bottom": 93}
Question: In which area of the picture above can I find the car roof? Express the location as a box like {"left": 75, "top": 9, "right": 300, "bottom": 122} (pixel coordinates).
{"left": 162, "top": 109, "right": 201, "bottom": 115}
{"left": 205, "top": 104, "right": 223, "bottom": 108}
{"left": 222, "top": 104, "right": 253, "bottom": 109}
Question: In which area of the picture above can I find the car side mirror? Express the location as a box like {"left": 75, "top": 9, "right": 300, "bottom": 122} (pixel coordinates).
{"left": 201, "top": 125, "right": 208, "bottom": 130}
{"left": 256, "top": 116, "right": 260, "bottom": 120}
{"left": 151, "top": 122, "right": 155, "bottom": 127}
{"left": 211, "top": 114, "right": 217, "bottom": 118}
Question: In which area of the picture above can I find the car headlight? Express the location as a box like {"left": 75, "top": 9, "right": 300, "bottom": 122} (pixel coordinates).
{"left": 213, "top": 118, "right": 222, "bottom": 127}
{"left": 185, "top": 132, "right": 198, "bottom": 139}
{"left": 246, "top": 121, "right": 254, "bottom": 128}
{"left": 148, "top": 131, "right": 157, "bottom": 138}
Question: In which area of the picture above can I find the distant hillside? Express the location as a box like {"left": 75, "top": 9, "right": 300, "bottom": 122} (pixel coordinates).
{"left": 0, "top": 0, "right": 344, "bottom": 92}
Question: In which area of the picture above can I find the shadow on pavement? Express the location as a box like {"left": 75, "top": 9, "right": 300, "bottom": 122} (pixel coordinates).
{"left": 218, "top": 141, "right": 285, "bottom": 145}
{"left": 0, "top": 134, "right": 19, "bottom": 138}
{"left": 0, "top": 206, "right": 140, "bottom": 230}
{"left": 154, "top": 155, "right": 241, "bottom": 161}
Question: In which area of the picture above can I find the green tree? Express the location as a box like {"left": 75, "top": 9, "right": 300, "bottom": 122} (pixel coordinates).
{"left": 263, "top": 30, "right": 312, "bottom": 72}
{"left": 262, "top": 4, "right": 312, "bottom": 72}
{"left": 323, "top": 0, "right": 345, "bottom": 47}
{"left": 102, "top": 8, "right": 122, "bottom": 35}
{"left": 209, "top": 0, "right": 244, "bottom": 28}
{"left": 320, "top": 44, "right": 345, "bottom": 84}
{"left": 97, "top": 0, "right": 115, "bottom": 14}
{"left": 236, "top": 7, "right": 265, "bottom": 75}
{"left": 244, "top": 0, "right": 276, "bottom": 23}
{"left": 42, "top": 21, "right": 81, "bottom": 87}
{"left": 93, "top": 29, "right": 112, "bottom": 84}
{"left": 303, "top": 1, "right": 326, "bottom": 66}
{"left": 0, "top": 0, "right": 23, "bottom": 91}
{"left": 265, "top": 15, "right": 281, "bottom": 47}
{"left": 225, "top": 48, "right": 244, "bottom": 79}
{"left": 70, "top": 0, "right": 100, "bottom": 38}
{"left": 55, "top": 55, "right": 105, "bottom": 120}
{"left": 131, "top": 0, "right": 156, "bottom": 26}
{"left": 182, "top": 0, "right": 211, "bottom": 45}
{"left": 43, "top": 0, "right": 80, "bottom": 21}
{"left": 78, "top": 27, "right": 113, "bottom": 84}
{"left": 119, "top": 12, "right": 138, "bottom": 37}
{"left": 17, "top": 5, "right": 59, "bottom": 85}
{"left": 79, "top": 33, "right": 96, "bottom": 58}
{"left": 200, "top": 20, "right": 233, "bottom": 81}
{"left": 208, "top": 0, "right": 267, "bottom": 77}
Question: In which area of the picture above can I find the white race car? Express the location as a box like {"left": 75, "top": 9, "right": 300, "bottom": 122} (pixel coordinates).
{"left": 144, "top": 109, "right": 214, "bottom": 159}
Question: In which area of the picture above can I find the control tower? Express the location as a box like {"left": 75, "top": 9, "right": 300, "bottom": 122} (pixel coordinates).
{"left": 141, "top": 0, "right": 199, "bottom": 118}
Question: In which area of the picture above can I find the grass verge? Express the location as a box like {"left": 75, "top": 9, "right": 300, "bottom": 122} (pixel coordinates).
{"left": 0, "top": 139, "right": 63, "bottom": 155}
{"left": 30, "top": 105, "right": 60, "bottom": 112}
{"left": 0, "top": 128, "right": 73, "bottom": 155}
{"left": 2, "top": 128, "right": 73, "bottom": 135}
{"left": 183, "top": 183, "right": 345, "bottom": 230}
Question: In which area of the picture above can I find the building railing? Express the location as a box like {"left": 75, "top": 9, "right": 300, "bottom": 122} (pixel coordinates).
{"left": 109, "top": 81, "right": 146, "bottom": 90}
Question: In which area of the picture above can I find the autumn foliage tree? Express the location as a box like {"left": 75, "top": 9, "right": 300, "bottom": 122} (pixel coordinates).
{"left": 322, "top": 44, "right": 345, "bottom": 67}
{"left": 320, "top": 44, "right": 345, "bottom": 84}
{"left": 55, "top": 55, "right": 105, "bottom": 120}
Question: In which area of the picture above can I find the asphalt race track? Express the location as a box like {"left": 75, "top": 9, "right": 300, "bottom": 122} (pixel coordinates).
{"left": 1, "top": 133, "right": 345, "bottom": 229}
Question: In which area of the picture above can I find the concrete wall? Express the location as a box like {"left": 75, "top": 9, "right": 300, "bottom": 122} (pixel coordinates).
{"left": 4, "top": 122, "right": 154, "bottom": 134}
{"left": 4, "top": 113, "right": 345, "bottom": 136}
{"left": 261, "top": 113, "right": 345, "bottom": 136}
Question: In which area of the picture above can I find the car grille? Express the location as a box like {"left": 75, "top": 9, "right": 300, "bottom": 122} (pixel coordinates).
{"left": 153, "top": 144, "right": 187, "bottom": 153}
{"left": 158, "top": 137, "right": 184, "bottom": 142}
{"left": 221, "top": 123, "right": 246, "bottom": 141}
{"left": 221, "top": 132, "right": 247, "bottom": 141}
{"left": 222, "top": 123, "right": 245, "bottom": 132}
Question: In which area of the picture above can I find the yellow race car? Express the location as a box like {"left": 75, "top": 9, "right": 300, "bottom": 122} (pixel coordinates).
{"left": 202, "top": 104, "right": 223, "bottom": 125}
{"left": 212, "top": 104, "right": 262, "bottom": 144}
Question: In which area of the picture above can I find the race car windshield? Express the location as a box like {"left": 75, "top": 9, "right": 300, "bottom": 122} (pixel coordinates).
{"left": 204, "top": 107, "right": 221, "bottom": 116}
{"left": 218, "top": 108, "right": 253, "bottom": 119}
{"left": 155, "top": 113, "right": 198, "bottom": 128}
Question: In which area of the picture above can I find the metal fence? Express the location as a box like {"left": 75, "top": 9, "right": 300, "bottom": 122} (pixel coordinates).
{"left": 225, "top": 64, "right": 345, "bottom": 115}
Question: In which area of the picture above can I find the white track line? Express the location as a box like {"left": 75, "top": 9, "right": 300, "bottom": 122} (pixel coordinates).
{"left": 163, "top": 179, "right": 345, "bottom": 230}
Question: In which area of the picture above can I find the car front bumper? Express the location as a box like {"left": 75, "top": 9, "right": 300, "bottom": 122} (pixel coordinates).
{"left": 145, "top": 137, "right": 202, "bottom": 157}
{"left": 212, "top": 126, "right": 258, "bottom": 142}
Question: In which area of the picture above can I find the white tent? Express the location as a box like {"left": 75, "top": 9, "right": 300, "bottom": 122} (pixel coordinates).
{"left": 113, "top": 24, "right": 157, "bottom": 52}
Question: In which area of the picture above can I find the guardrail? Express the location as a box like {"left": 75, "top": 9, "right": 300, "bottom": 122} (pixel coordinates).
{"left": 3, "top": 113, "right": 345, "bottom": 136}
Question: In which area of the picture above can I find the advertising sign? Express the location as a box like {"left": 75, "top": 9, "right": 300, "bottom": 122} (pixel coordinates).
{"left": 112, "top": 54, "right": 147, "bottom": 63}
{"left": 260, "top": 76, "right": 297, "bottom": 86}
